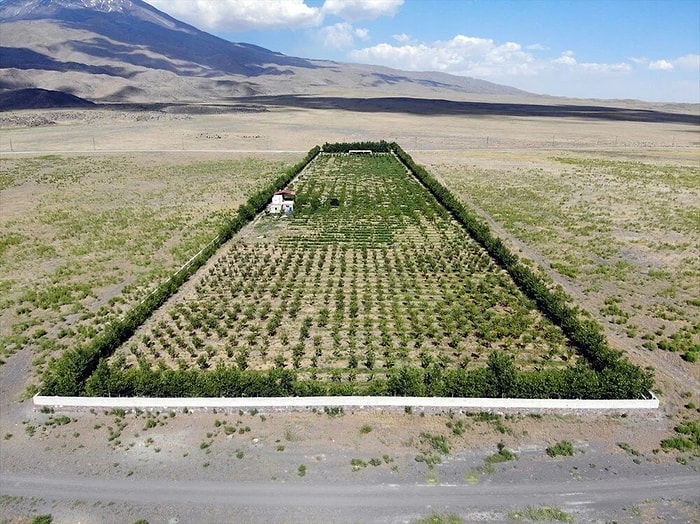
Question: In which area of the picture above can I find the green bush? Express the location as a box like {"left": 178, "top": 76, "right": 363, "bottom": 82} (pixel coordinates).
{"left": 661, "top": 420, "right": 700, "bottom": 452}
{"left": 546, "top": 441, "right": 575, "bottom": 457}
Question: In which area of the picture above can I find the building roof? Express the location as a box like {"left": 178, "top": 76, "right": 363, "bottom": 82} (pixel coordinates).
{"left": 274, "top": 189, "right": 295, "bottom": 196}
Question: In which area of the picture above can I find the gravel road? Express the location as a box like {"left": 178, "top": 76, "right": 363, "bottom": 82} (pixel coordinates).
{"left": 3, "top": 470, "right": 698, "bottom": 523}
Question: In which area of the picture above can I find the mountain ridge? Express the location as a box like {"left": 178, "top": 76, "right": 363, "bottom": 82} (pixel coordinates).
{"left": 0, "top": 0, "right": 528, "bottom": 104}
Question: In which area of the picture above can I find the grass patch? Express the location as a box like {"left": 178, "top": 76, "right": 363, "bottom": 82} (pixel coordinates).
{"left": 351, "top": 458, "right": 368, "bottom": 471}
{"left": 484, "top": 442, "right": 518, "bottom": 466}
{"left": 414, "top": 513, "right": 463, "bottom": 524}
{"left": 661, "top": 420, "right": 700, "bottom": 454}
{"left": 509, "top": 506, "right": 574, "bottom": 523}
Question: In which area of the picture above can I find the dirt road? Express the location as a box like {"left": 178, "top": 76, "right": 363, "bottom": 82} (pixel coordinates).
{"left": 2, "top": 469, "right": 698, "bottom": 523}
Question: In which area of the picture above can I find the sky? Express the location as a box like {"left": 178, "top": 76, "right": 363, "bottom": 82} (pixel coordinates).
{"left": 147, "top": 0, "right": 700, "bottom": 103}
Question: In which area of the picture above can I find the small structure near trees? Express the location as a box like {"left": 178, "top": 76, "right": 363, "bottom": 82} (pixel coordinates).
{"left": 268, "top": 189, "right": 295, "bottom": 214}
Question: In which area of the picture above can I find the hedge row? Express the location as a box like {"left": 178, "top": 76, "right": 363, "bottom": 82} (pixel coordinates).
{"left": 84, "top": 351, "right": 650, "bottom": 399}
{"left": 40, "top": 146, "right": 321, "bottom": 396}
{"left": 321, "top": 140, "right": 392, "bottom": 153}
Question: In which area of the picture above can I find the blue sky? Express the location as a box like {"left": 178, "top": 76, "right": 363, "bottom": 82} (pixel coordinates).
{"left": 148, "top": 0, "right": 700, "bottom": 102}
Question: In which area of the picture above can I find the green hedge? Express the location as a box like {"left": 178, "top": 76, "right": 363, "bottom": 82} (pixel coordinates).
{"left": 40, "top": 146, "right": 320, "bottom": 396}
{"left": 321, "top": 141, "right": 392, "bottom": 153}
{"left": 83, "top": 352, "right": 649, "bottom": 399}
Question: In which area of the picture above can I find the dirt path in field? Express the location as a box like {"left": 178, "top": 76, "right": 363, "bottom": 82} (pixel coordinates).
{"left": 1, "top": 398, "right": 698, "bottom": 524}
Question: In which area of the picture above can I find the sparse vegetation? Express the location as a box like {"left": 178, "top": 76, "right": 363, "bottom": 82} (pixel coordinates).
{"left": 509, "top": 506, "right": 574, "bottom": 523}
{"left": 434, "top": 154, "right": 699, "bottom": 367}
{"left": 1, "top": 154, "right": 298, "bottom": 374}
{"left": 661, "top": 420, "right": 700, "bottom": 455}
{"left": 350, "top": 458, "right": 368, "bottom": 471}
{"left": 0, "top": 109, "right": 697, "bottom": 524}
{"left": 484, "top": 442, "right": 518, "bottom": 465}
{"left": 546, "top": 441, "right": 575, "bottom": 457}
{"left": 414, "top": 514, "right": 463, "bottom": 524}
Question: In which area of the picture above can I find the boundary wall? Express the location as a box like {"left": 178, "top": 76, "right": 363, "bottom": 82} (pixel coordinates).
{"left": 34, "top": 394, "right": 658, "bottom": 412}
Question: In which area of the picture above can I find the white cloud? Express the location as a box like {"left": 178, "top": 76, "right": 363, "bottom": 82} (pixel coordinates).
{"left": 355, "top": 27, "right": 370, "bottom": 40}
{"left": 649, "top": 59, "right": 674, "bottom": 71}
{"left": 554, "top": 50, "right": 576, "bottom": 66}
{"left": 322, "top": 0, "right": 403, "bottom": 21}
{"left": 393, "top": 33, "right": 413, "bottom": 44}
{"left": 672, "top": 54, "right": 700, "bottom": 71}
{"left": 526, "top": 43, "right": 549, "bottom": 51}
{"left": 348, "top": 35, "right": 649, "bottom": 100}
{"left": 634, "top": 54, "right": 698, "bottom": 73}
{"left": 320, "top": 22, "right": 370, "bottom": 50}
{"left": 350, "top": 35, "right": 536, "bottom": 77}
{"left": 560, "top": 52, "right": 631, "bottom": 72}
{"left": 149, "top": 0, "right": 323, "bottom": 31}
{"left": 553, "top": 50, "right": 630, "bottom": 72}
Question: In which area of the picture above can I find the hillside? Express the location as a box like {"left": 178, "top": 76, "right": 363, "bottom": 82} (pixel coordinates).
{"left": 0, "top": 0, "right": 527, "bottom": 104}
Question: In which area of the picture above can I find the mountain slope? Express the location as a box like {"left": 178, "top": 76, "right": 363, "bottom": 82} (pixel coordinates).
{"left": 1, "top": 0, "right": 316, "bottom": 76}
{"left": 0, "top": 0, "right": 526, "bottom": 103}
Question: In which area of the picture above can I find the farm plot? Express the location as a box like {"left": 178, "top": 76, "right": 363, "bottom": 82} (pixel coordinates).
{"left": 110, "top": 153, "right": 578, "bottom": 388}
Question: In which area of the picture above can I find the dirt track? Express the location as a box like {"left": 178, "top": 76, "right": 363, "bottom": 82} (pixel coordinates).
{"left": 2, "top": 469, "right": 698, "bottom": 523}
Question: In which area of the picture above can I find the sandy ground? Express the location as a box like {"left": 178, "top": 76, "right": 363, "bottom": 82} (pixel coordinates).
{"left": 1, "top": 103, "right": 697, "bottom": 154}
{"left": 1, "top": 105, "right": 699, "bottom": 523}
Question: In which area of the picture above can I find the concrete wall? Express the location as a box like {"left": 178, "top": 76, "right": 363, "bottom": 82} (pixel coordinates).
{"left": 34, "top": 394, "right": 658, "bottom": 412}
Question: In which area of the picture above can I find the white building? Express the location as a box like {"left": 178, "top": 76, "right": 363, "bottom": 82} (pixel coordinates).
{"left": 268, "top": 189, "right": 295, "bottom": 214}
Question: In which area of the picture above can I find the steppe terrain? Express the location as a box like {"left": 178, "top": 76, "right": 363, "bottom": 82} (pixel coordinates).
{"left": 1, "top": 101, "right": 699, "bottom": 523}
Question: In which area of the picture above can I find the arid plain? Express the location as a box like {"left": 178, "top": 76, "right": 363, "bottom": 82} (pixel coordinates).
{"left": 1, "top": 102, "right": 699, "bottom": 523}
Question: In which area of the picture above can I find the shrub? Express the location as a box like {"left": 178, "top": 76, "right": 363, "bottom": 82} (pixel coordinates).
{"left": 485, "top": 442, "right": 517, "bottom": 464}
{"left": 546, "top": 441, "right": 575, "bottom": 457}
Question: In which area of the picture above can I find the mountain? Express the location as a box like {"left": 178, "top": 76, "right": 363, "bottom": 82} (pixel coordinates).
{"left": 0, "top": 0, "right": 527, "bottom": 104}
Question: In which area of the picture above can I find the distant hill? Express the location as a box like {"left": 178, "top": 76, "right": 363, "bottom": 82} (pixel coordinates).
{"left": 0, "top": 0, "right": 527, "bottom": 104}
{"left": 0, "top": 87, "right": 95, "bottom": 110}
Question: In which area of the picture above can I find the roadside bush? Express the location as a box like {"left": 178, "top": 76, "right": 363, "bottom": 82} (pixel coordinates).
{"left": 546, "top": 441, "right": 575, "bottom": 457}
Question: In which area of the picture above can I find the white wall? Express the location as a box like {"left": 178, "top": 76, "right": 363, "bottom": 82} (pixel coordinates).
{"left": 33, "top": 394, "right": 658, "bottom": 412}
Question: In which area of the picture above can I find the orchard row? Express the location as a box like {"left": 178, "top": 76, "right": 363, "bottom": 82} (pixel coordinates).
{"left": 111, "top": 153, "right": 576, "bottom": 384}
